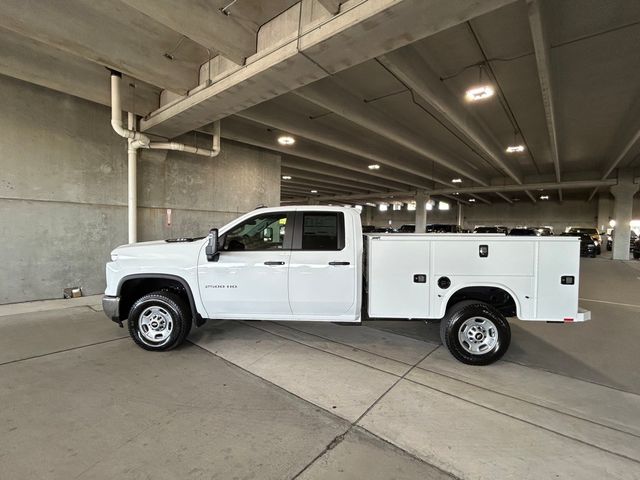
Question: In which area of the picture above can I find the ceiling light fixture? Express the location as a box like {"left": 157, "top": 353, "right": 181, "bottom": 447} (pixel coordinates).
{"left": 438, "top": 201, "right": 450, "bottom": 211}
{"left": 465, "top": 65, "right": 495, "bottom": 102}
{"left": 540, "top": 195, "right": 549, "bottom": 200}
{"left": 469, "top": 198, "right": 476, "bottom": 203}
{"left": 452, "top": 178, "right": 462, "bottom": 183}
{"left": 277, "top": 135, "right": 295, "bottom": 146}
{"left": 310, "top": 189, "right": 318, "bottom": 194}
{"left": 506, "top": 145, "right": 525, "bottom": 153}
{"left": 281, "top": 175, "right": 292, "bottom": 180}
{"left": 465, "top": 85, "right": 494, "bottom": 102}
{"left": 368, "top": 164, "right": 380, "bottom": 170}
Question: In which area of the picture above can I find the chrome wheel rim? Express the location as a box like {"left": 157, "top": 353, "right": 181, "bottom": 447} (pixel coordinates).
{"left": 138, "top": 306, "right": 173, "bottom": 347}
{"left": 458, "top": 316, "right": 498, "bottom": 355}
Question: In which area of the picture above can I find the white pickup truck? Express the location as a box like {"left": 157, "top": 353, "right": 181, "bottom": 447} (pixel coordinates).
{"left": 103, "top": 206, "right": 590, "bottom": 365}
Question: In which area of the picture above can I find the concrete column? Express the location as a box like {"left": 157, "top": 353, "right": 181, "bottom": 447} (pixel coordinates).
{"left": 457, "top": 202, "right": 463, "bottom": 228}
{"left": 364, "top": 205, "right": 373, "bottom": 226}
{"left": 415, "top": 191, "right": 428, "bottom": 233}
{"left": 611, "top": 169, "right": 639, "bottom": 260}
{"left": 596, "top": 193, "right": 612, "bottom": 233}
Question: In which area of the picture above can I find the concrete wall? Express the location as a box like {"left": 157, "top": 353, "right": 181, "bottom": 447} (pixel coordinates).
{"left": 0, "top": 74, "right": 280, "bottom": 304}
{"left": 366, "top": 200, "right": 599, "bottom": 233}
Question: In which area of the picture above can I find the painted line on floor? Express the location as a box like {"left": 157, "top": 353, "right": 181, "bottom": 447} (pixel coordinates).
{"left": 579, "top": 298, "right": 640, "bottom": 308}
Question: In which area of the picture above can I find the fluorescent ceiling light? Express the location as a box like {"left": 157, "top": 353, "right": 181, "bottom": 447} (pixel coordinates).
{"left": 392, "top": 203, "right": 402, "bottom": 211}
{"left": 506, "top": 145, "right": 525, "bottom": 153}
{"left": 452, "top": 192, "right": 459, "bottom": 196}
{"left": 438, "top": 201, "right": 450, "bottom": 211}
{"left": 540, "top": 195, "right": 549, "bottom": 200}
{"left": 451, "top": 178, "right": 462, "bottom": 183}
{"left": 365, "top": 202, "right": 376, "bottom": 207}
{"left": 465, "top": 85, "right": 495, "bottom": 102}
{"left": 407, "top": 202, "right": 416, "bottom": 211}
{"left": 281, "top": 175, "right": 292, "bottom": 180}
{"left": 310, "top": 189, "right": 318, "bottom": 194}
{"left": 379, "top": 204, "right": 388, "bottom": 212}
{"left": 609, "top": 219, "right": 616, "bottom": 228}
{"left": 368, "top": 164, "right": 380, "bottom": 170}
{"left": 469, "top": 198, "right": 476, "bottom": 202}
{"left": 277, "top": 135, "right": 295, "bottom": 145}
{"left": 426, "top": 200, "right": 434, "bottom": 211}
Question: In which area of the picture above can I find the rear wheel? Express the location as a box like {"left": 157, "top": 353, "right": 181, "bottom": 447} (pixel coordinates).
{"left": 440, "top": 300, "right": 510, "bottom": 365}
{"left": 127, "top": 291, "right": 192, "bottom": 351}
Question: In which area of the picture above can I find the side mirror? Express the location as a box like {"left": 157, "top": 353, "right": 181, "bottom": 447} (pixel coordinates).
{"left": 206, "top": 228, "right": 219, "bottom": 261}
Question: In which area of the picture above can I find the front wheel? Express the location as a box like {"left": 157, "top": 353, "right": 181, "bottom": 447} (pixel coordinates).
{"left": 440, "top": 301, "right": 510, "bottom": 365}
{"left": 128, "top": 291, "right": 192, "bottom": 351}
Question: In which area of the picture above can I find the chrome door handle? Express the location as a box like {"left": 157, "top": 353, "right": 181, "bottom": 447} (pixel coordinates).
{"left": 264, "top": 261, "right": 285, "bottom": 265}
{"left": 328, "top": 261, "right": 350, "bottom": 266}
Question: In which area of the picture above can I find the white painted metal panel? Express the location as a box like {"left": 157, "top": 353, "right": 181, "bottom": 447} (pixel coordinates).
{"left": 432, "top": 238, "right": 535, "bottom": 277}
{"left": 368, "top": 238, "right": 430, "bottom": 318}
{"left": 536, "top": 239, "right": 581, "bottom": 320}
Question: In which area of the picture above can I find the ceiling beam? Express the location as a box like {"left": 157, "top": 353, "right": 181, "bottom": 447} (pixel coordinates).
{"left": 295, "top": 79, "right": 491, "bottom": 185}
{"left": 281, "top": 158, "right": 410, "bottom": 191}
{"left": 527, "top": 0, "right": 562, "bottom": 202}
{"left": 119, "top": 0, "right": 256, "bottom": 65}
{"left": 281, "top": 167, "right": 386, "bottom": 192}
{"left": 318, "top": 0, "right": 342, "bottom": 14}
{"left": 378, "top": 47, "right": 523, "bottom": 184}
{"left": 0, "top": 27, "right": 160, "bottom": 116}
{"left": 467, "top": 194, "right": 491, "bottom": 205}
{"left": 221, "top": 118, "right": 415, "bottom": 188}
{"left": 0, "top": 0, "right": 205, "bottom": 93}
{"left": 495, "top": 193, "right": 514, "bottom": 204}
{"left": 222, "top": 117, "right": 437, "bottom": 190}
{"left": 283, "top": 179, "right": 616, "bottom": 203}
{"left": 236, "top": 101, "right": 452, "bottom": 186}
{"left": 587, "top": 128, "right": 640, "bottom": 201}
{"left": 283, "top": 178, "right": 371, "bottom": 194}
{"left": 140, "top": 0, "right": 517, "bottom": 137}
{"left": 525, "top": 191, "right": 537, "bottom": 203}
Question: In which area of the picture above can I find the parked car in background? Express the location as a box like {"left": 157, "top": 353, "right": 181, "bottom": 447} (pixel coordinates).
{"left": 371, "top": 226, "right": 396, "bottom": 233}
{"left": 362, "top": 225, "right": 376, "bottom": 233}
{"left": 634, "top": 236, "right": 640, "bottom": 259}
{"left": 561, "top": 232, "right": 597, "bottom": 258}
{"left": 607, "top": 230, "right": 637, "bottom": 252}
{"left": 397, "top": 224, "right": 416, "bottom": 233}
{"left": 567, "top": 227, "right": 601, "bottom": 254}
{"left": 534, "top": 227, "right": 553, "bottom": 236}
{"left": 474, "top": 225, "right": 508, "bottom": 234}
{"left": 426, "top": 224, "right": 461, "bottom": 233}
{"left": 508, "top": 228, "right": 538, "bottom": 236}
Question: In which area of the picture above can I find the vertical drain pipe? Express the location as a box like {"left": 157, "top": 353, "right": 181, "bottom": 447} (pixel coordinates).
{"left": 127, "top": 112, "right": 137, "bottom": 244}
{"left": 110, "top": 70, "right": 221, "bottom": 244}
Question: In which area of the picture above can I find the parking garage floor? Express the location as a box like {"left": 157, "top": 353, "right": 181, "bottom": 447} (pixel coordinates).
{"left": 1, "top": 257, "right": 640, "bottom": 479}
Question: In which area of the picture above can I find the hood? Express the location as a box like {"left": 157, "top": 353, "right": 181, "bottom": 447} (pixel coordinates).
{"left": 111, "top": 237, "right": 206, "bottom": 261}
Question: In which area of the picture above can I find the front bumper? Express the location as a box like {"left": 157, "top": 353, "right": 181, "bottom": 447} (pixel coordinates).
{"left": 102, "top": 295, "right": 120, "bottom": 323}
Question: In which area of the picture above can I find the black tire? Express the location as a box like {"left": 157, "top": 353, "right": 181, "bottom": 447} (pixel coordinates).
{"left": 633, "top": 251, "right": 640, "bottom": 260}
{"left": 127, "top": 291, "right": 192, "bottom": 351}
{"left": 590, "top": 251, "right": 596, "bottom": 258}
{"left": 439, "top": 300, "right": 510, "bottom": 365}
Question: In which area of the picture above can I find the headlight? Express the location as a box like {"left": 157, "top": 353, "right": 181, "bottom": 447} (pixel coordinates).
{"left": 111, "top": 252, "right": 119, "bottom": 261}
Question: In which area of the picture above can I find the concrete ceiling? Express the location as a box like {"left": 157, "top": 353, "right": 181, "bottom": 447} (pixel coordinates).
{"left": 0, "top": 0, "right": 638, "bottom": 206}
